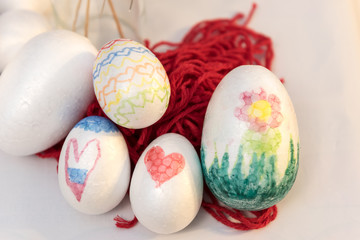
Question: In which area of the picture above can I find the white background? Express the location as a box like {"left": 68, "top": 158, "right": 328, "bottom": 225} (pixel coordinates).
{"left": 1, "top": 0, "right": 360, "bottom": 239}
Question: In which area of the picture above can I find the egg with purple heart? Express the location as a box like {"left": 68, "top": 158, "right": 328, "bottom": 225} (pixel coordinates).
{"left": 58, "top": 116, "right": 130, "bottom": 215}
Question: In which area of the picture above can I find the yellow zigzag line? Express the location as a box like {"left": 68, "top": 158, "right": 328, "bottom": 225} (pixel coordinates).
{"left": 96, "top": 63, "right": 168, "bottom": 109}
{"left": 94, "top": 55, "right": 159, "bottom": 92}
{"left": 113, "top": 87, "right": 170, "bottom": 127}
{"left": 96, "top": 63, "right": 167, "bottom": 109}
{"left": 105, "top": 76, "right": 170, "bottom": 113}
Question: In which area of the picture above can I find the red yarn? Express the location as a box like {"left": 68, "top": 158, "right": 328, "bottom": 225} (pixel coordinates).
{"left": 114, "top": 215, "right": 138, "bottom": 229}
{"left": 37, "top": 3, "right": 281, "bottom": 231}
{"left": 36, "top": 140, "right": 63, "bottom": 160}
{"left": 202, "top": 185, "right": 277, "bottom": 230}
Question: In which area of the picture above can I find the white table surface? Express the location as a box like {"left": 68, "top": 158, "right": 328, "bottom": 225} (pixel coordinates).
{"left": 1, "top": 0, "right": 360, "bottom": 239}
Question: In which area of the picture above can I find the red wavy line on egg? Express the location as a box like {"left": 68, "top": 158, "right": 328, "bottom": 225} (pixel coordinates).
{"left": 97, "top": 39, "right": 129, "bottom": 58}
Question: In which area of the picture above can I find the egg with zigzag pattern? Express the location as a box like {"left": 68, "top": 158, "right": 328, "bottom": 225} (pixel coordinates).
{"left": 93, "top": 39, "right": 171, "bottom": 129}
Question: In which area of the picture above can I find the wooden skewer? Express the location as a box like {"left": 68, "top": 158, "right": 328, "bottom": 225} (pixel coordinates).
{"left": 108, "top": 0, "right": 125, "bottom": 38}
{"left": 100, "top": 0, "right": 106, "bottom": 16}
{"left": 72, "top": 0, "right": 82, "bottom": 31}
{"left": 84, "top": 0, "right": 90, "bottom": 37}
{"left": 73, "top": 0, "right": 126, "bottom": 39}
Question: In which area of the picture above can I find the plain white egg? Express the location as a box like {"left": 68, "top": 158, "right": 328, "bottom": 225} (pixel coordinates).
{"left": 0, "top": 30, "right": 97, "bottom": 156}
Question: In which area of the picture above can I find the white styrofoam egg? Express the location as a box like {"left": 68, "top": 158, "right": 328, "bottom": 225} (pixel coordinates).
{"left": 58, "top": 116, "right": 130, "bottom": 214}
{"left": 0, "top": 30, "right": 97, "bottom": 156}
{"left": 0, "top": 0, "right": 52, "bottom": 15}
{"left": 201, "top": 65, "right": 299, "bottom": 211}
{"left": 93, "top": 39, "right": 170, "bottom": 129}
{"left": 0, "top": 10, "right": 51, "bottom": 72}
{"left": 130, "top": 133, "right": 203, "bottom": 234}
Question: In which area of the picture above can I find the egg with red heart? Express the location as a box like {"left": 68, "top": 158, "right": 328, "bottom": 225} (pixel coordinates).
{"left": 130, "top": 133, "right": 203, "bottom": 234}
{"left": 58, "top": 116, "right": 130, "bottom": 215}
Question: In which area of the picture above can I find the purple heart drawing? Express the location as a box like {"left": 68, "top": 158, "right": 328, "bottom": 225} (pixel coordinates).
{"left": 64, "top": 138, "right": 101, "bottom": 202}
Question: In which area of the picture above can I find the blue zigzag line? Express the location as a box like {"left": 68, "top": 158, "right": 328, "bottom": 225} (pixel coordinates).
{"left": 93, "top": 47, "right": 154, "bottom": 80}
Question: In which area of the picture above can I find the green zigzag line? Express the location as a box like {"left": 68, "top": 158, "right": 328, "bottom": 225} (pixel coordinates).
{"left": 106, "top": 76, "right": 169, "bottom": 113}
{"left": 113, "top": 85, "right": 170, "bottom": 126}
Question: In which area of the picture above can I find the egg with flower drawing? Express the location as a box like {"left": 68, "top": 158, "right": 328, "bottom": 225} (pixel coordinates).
{"left": 201, "top": 65, "right": 299, "bottom": 211}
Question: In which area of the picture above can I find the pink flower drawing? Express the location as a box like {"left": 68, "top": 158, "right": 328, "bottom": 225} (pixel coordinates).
{"left": 234, "top": 88, "right": 283, "bottom": 132}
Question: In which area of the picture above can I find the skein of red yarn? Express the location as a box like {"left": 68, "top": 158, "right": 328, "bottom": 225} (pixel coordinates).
{"left": 38, "top": 3, "right": 280, "bottom": 231}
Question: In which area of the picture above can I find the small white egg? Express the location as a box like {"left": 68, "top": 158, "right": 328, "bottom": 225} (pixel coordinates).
{"left": 130, "top": 133, "right": 203, "bottom": 234}
{"left": 58, "top": 116, "right": 130, "bottom": 214}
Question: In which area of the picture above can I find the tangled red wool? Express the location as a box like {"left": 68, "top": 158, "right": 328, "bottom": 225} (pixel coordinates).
{"left": 38, "top": 3, "right": 279, "bottom": 231}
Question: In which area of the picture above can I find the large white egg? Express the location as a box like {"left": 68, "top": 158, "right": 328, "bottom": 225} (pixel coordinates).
{"left": 0, "top": 10, "right": 51, "bottom": 72}
{"left": 201, "top": 65, "right": 299, "bottom": 210}
{"left": 58, "top": 116, "right": 130, "bottom": 214}
{"left": 0, "top": 30, "right": 97, "bottom": 156}
{"left": 0, "top": 0, "right": 52, "bottom": 15}
{"left": 93, "top": 39, "right": 170, "bottom": 129}
{"left": 130, "top": 133, "right": 203, "bottom": 234}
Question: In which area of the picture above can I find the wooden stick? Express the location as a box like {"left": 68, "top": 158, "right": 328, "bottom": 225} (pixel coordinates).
{"left": 100, "top": 0, "right": 106, "bottom": 16}
{"left": 84, "top": 0, "right": 90, "bottom": 37}
{"left": 72, "top": 0, "right": 82, "bottom": 31}
{"left": 108, "top": 0, "right": 125, "bottom": 38}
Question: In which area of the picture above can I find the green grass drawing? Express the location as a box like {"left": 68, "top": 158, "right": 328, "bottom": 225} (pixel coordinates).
{"left": 201, "top": 137, "right": 299, "bottom": 210}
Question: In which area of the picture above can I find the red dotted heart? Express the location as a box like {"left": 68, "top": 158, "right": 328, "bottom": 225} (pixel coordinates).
{"left": 144, "top": 146, "right": 185, "bottom": 187}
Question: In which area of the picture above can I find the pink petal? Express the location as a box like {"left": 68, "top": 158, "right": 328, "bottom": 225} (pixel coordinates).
{"left": 269, "top": 112, "right": 283, "bottom": 128}
{"left": 239, "top": 113, "right": 248, "bottom": 121}
{"left": 258, "top": 88, "right": 267, "bottom": 100}
{"left": 249, "top": 118, "right": 268, "bottom": 133}
{"left": 268, "top": 94, "right": 280, "bottom": 105}
{"left": 243, "top": 95, "right": 252, "bottom": 105}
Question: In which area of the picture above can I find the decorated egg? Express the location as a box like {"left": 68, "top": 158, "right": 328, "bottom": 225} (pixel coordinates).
{"left": 0, "top": 30, "right": 97, "bottom": 156}
{"left": 93, "top": 39, "right": 170, "bottom": 129}
{"left": 58, "top": 116, "right": 130, "bottom": 215}
{"left": 201, "top": 65, "right": 299, "bottom": 211}
{"left": 130, "top": 133, "right": 203, "bottom": 234}
{"left": 0, "top": 9, "right": 51, "bottom": 72}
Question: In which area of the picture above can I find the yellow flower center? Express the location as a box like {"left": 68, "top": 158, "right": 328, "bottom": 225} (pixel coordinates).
{"left": 248, "top": 100, "right": 272, "bottom": 121}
